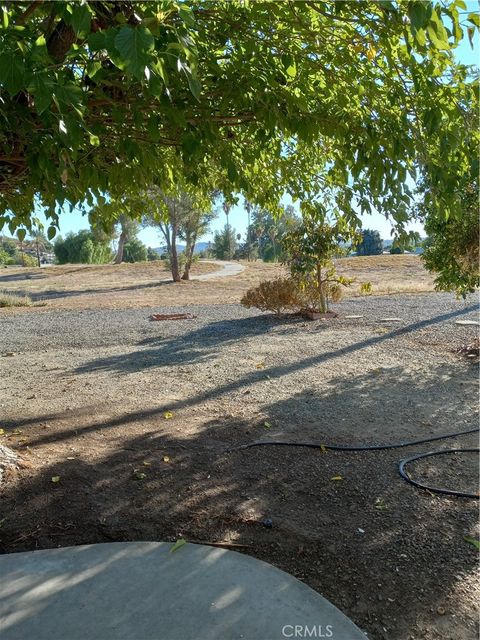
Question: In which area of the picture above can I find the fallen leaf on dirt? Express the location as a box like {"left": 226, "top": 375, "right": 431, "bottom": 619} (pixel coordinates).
{"left": 163, "top": 456, "right": 170, "bottom": 463}
{"left": 163, "top": 411, "right": 173, "bottom": 419}
{"left": 66, "top": 457, "right": 76, "bottom": 460}
{"left": 0, "top": 429, "right": 5, "bottom": 436}
{"left": 51, "top": 476, "right": 61, "bottom": 483}
{"left": 331, "top": 475, "right": 343, "bottom": 481}
{"left": 375, "top": 498, "right": 388, "bottom": 511}
{"left": 133, "top": 469, "right": 147, "bottom": 480}
{"left": 264, "top": 421, "right": 271, "bottom": 429}
{"left": 255, "top": 362, "right": 265, "bottom": 369}
{"left": 464, "top": 537, "right": 480, "bottom": 550}
{"left": 170, "top": 538, "right": 187, "bottom": 553}
{"left": 143, "top": 461, "right": 151, "bottom": 466}
{"left": 320, "top": 444, "right": 327, "bottom": 453}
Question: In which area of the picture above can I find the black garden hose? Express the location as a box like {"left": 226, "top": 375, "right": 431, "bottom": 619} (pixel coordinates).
{"left": 233, "top": 427, "right": 480, "bottom": 499}
{"left": 399, "top": 448, "right": 479, "bottom": 499}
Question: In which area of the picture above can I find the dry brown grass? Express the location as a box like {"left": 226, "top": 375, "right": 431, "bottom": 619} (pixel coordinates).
{"left": 0, "top": 254, "right": 435, "bottom": 312}
{"left": 335, "top": 254, "right": 436, "bottom": 296}
{"left": 0, "top": 291, "right": 32, "bottom": 307}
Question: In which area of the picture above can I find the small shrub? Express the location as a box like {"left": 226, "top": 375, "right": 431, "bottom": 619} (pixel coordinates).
{"left": 0, "top": 292, "right": 32, "bottom": 307}
{"left": 241, "top": 277, "right": 302, "bottom": 316}
{"left": 360, "top": 282, "right": 372, "bottom": 295}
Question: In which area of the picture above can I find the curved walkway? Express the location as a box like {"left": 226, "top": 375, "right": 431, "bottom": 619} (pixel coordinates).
{"left": 0, "top": 542, "right": 365, "bottom": 640}
{"left": 192, "top": 260, "right": 245, "bottom": 280}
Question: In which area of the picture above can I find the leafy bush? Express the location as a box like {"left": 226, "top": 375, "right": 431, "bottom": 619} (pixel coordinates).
{"left": 123, "top": 238, "right": 148, "bottom": 263}
{"left": 147, "top": 247, "right": 160, "bottom": 261}
{"left": 164, "top": 251, "right": 187, "bottom": 273}
{"left": 22, "top": 254, "right": 38, "bottom": 267}
{"left": 390, "top": 246, "right": 403, "bottom": 254}
{"left": 54, "top": 231, "right": 112, "bottom": 264}
{"left": 241, "top": 278, "right": 302, "bottom": 316}
{"left": 1, "top": 239, "right": 17, "bottom": 257}
{"left": 0, "top": 250, "right": 15, "bottom": 265}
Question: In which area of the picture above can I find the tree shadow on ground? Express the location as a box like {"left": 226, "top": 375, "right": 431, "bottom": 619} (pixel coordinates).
{"left": 1, "top": 363, "right": 478, "bottom": 640}
{"left": 74, "top": 302, "right": 478, "bottom": 377}
{"left": 6, "top": 280, "right": 175, "bottom": 302}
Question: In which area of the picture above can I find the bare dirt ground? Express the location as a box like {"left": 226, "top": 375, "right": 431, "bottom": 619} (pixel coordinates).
{"left": 0, "top": 260, "right": 479, "bottom": 640}
{"left": 0, "top": 254, "right": 435, "bottom": 311}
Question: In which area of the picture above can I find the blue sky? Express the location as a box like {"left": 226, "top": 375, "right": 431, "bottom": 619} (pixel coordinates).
{"left": 28, "top": 14, "right": 479, "bottom": 248}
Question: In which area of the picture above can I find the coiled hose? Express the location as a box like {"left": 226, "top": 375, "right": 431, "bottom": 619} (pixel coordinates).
{"left": 233, "top": 427, "right": 480, "bottom": 499}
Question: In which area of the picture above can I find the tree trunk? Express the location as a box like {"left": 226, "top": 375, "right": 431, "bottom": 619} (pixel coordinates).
{"left": 114, "top": 230, "right": 126, "bottom": 264}
{"left": 36, "top": 239, "right": 41, "bottom": 268}
{"left": 181, "top": 231, "right": 197, "bottom": 280}
{"left": 316, "top": 264, "right": 327, "bottom": 313}
{"left": 170, "top": 227, "right": 181, "bottom": 282}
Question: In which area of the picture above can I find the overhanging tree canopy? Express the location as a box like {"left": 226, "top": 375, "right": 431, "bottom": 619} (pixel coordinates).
{"left": 0, "top": 1, "right": 478, "bottom": 264}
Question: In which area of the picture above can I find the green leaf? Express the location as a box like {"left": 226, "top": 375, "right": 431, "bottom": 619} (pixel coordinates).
{"left": 408, "top": 3, "right": 428, "bottom": 30}
{"left": 286, "top": 62, "right": 297, "bottom": 78}
{"left": 170, "top": 538, "right": 187, "bottom": 553}
{"left": 17, "top": 229, "right": 26, "bottom": 242}
{"left": 114, "top": 26, "right": 154, "bottom": 80}
{"left": 47, "top": 226, "right": 56, "bottom": 241}
{"left": 69, "top": 4, "right": 91, "bottom": 37}
{"left": 87, "top": 31, "right": 106, "bottom": 51}
{"left": 0, "top": 51, "right": 25, "bottom": 95}
{"left": 27, "top": 74, "right": 54, "bottom": 115}
{"left": 464, "top": 537, "right": 480, "bottom": 550}
{"left": 186, "top": 70, "right": 201, "bottom": 101}
{"left": 467, "top": 12, "right": 480, "bottom": 28}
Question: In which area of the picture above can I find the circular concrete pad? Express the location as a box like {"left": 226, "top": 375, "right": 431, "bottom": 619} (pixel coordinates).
{"left": 0, "top": 542, "right": 365, "bottom": 640}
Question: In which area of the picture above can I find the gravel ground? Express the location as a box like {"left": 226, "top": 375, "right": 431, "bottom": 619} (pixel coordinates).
{"left": 0, "top": 292, "right": 479, "bottom": 640}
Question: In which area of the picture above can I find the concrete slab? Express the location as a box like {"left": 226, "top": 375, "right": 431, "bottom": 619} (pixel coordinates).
{"left": 0, "top": 542, "right": 365, "bottom": 640}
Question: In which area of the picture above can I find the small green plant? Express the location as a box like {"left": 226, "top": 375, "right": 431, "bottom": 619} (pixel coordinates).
{"left": 0, "top": 292, "right": 32, "bottom": 307}
{"left": 360, "top": 282, "right": 373, "bottom": 295}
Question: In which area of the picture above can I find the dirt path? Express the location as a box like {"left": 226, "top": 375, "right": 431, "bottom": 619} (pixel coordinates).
{"left": 191, "top": 260, "right": 245, "bottom": 280}
{"left": 0, "top": 293, "right": 478, "bottom": 640}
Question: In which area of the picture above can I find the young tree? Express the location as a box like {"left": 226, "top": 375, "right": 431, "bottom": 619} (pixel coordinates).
{"left": 142, "top": 189, "right": 214, "bottom": 281}
{"left": 0, "top": 2, "right": 477, "bottom": 296}
{"left": 123, "top": 238, "right": 148, "bottom": 263}
{"left": 252, "top": 205, "right": 298, "bottom": 262}
{"left": 355, "top": 230, "right": 384, "bottom": 256}
{"left": 178, "top": 208, "right": 216, "bottom": 280}
{"left": 30, "top": 227, "right": 52, "bottom": 267}
{"left": 213, "top": 226, "right": 237, "bottom": 260}
{"left": 114, "top": 215, "right": 140, "bottom": 264}
{"left": 283, "top": 208, "right": 357, "bottom": 313}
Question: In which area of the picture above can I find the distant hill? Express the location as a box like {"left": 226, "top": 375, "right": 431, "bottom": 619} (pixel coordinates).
{"left": 151, "top": 241, "right": 211, "bottom": 255}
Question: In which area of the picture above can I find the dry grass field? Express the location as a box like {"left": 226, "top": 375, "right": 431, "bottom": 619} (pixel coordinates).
{"left": 0, "top": 254, "right": 436, "bottom": 312}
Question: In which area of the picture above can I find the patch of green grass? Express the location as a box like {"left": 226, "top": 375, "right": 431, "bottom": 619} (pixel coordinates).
{"left": 0, "top": 291, "right": 32, "bottom": 307}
